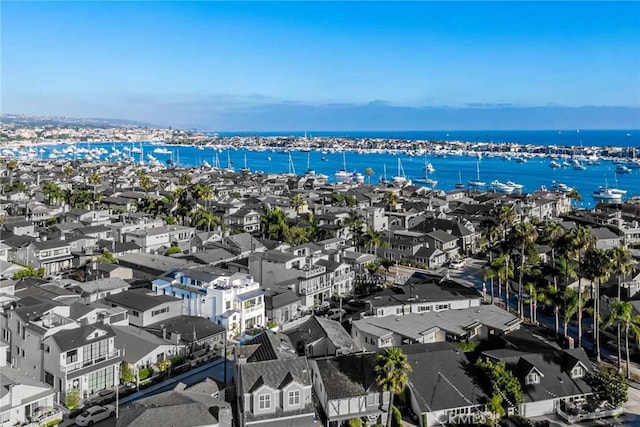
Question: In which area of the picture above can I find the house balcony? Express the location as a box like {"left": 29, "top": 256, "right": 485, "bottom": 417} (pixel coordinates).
{"left": 243, "top": 304, "right": 264, "bottom": 316}
{"left": 62, "top": 349, "right": 121, "bottom": 374}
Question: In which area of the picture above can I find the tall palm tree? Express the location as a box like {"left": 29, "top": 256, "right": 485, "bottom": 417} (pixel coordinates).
{"left": 542, "top": 284, "right": 563, "bottom": 336}
{"left": 63, "top": 164, "right": 74, "bottom": 180}
{"left": 260, "top": 206, "right": 288, "bottom": 241}
{"left": 191, "top": 207, "right": 222, "bottom": 232}
{"left": 365, "top": 167, "right": 374, "bottom": 185}
{"left": 513, "top": 221, "right": 538, "bottom": 317}
{"left": 42, "top": 181, "right": 62, "bottom": 206}
{"left": 497, "top": 205, "right": 517, "bottom": 240}
{"left": 6, "top": 159, "right": 17, "bottom": 187}
{"left": 484, "top": 252, "right": 514, "bottom": 310}
{"left": 139, "top": 174, "right": 153, "bottom": 197}
{"left": 582, "top": 248, "right": 614, "bottom": 362}
{"left": 524, "top": 283, "right": 546, "bottom": 324}
{"left": 290, "top": 194, "right": 305, "bottom": 214}
{"left": 88, "top": 172, "right": 102, "bottom": 208}
{"left": 179, "top": 172, "right": 193, "bottom": 186}
{"left": 566, "top": 189, "right": 582, "bottom": 209}
{"left": 384, "top": 191, "right": 398, "bottom": 212}
{"left": 568, "top": 226, "right": 594, "bottom": 347}
{"left": 375, "top": 347, "right": 412, "bottom": 427}
{"left": 345, "top": 211, "right": 364, "bottom": 244}
{"left": 543, "top": 221, "right": 565, "bottom": 290}
{"left": 611, "top": 246, "right": 636, "bottom": 372}
{"left": 364, "top": 228, "right": 387, "bottom": 256}
{"left": 562, "top": 288, "right": 581, "bottom": 340}
{"left": 605, "top": 299, "right": 640, "bottom": 379}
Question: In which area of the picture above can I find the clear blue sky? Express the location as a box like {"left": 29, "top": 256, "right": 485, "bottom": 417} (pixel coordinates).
{"left": 2, "top": 1, "right": 639, "bottom": 130}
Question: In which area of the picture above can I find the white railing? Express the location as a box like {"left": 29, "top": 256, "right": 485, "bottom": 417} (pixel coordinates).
{"left": 63, "top": 349, "right": 120, "bottom": 373}
{"left": 25, "top": 407, "right": 63, "bottom": 427}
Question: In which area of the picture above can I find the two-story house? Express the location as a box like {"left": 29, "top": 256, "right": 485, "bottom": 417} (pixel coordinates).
{"left": 309, "top": 353, "right": 391, "bottom": 426}
{"left": 14, "top": 239, "right": 74, "bottom": 277}
{"left": 237, "top": 357, "right": 315, "bottom": 427}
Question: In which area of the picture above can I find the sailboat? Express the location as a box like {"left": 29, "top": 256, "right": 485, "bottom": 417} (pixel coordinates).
{"left": 379, "top": 164, "right": 389, "bottom": 184}
{"left": 284, "top": 152, "right": 297, "bottom": 176}
{"left": 213, "top": 152, "right": 221, "bottom": 170}
{"left": 240, "top": 154, "right": 250, "bottom": 173}
{"left": 305, "top": 152, "right": 315, "bottom": 176}
{"left": 468, "top": 157, "right": 486, "bottom": 188}
{"left": 414, "top": 154, "right": 437, "bottom": 187}
{"left": 455, "top": 171, "right": 465, "bottom": 189}
{"left": 224, "top": 151, "right": 235, "bottom": 173}
{"left": 392, "top": 158, "right": 410, "bottom": 186}
{"left": 334, "top": 151, "right": 352, "bottom": 183}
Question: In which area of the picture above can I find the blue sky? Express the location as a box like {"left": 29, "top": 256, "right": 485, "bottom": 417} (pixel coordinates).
{"left": 2, "top": 1, "right": 639, "bottom": 130}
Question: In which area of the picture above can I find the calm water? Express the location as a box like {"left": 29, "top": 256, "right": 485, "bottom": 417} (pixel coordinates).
{"left": 37, "top": 139, "right": 640, "bottom": 209}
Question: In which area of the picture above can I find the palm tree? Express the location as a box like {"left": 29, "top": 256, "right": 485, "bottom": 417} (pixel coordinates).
{"left": 524, "top": 283, "right": 546, "bottom": 324}
{"left": 513, "top": 221, "right": 538, "bottom": 317}
{"left": 6, "top": 159, "right": 17, "bottom": 187}
{"left": 566, "top": 189, "right": 582, "bottom": 208}
{"left": 42, "top": 181, "right": 62, "bottom": 205}
{"left": 604, "top": 299, "right": 640, "bottom": 379}
{"left": 63, "top": 164, "right": 74, "bottom": 180}
{"left": 375, "top": 347, "right": 412, "bottom": 427}
{"left": 260, "top": 206, "right": 288, "bottom": 240}
{"left": 542, "top": 284, "right": 562, "bottom": 336}
{"left": 384, "top": 191, "right": 398, "bottom": 212}
{"left": 290, "top": 194, "right": 305, "bottom": 214}
{"left": 484, "top": 252, "right": 514, "bottom": 310}
{"left": 497, "top": 205, "right": 517, "bottom": 240}
{"left": 365, "top": 167, "right": 374, "bottom": 185}
{"left": 611, "top": 246, "right": 636, "bottom": 372}
{"left": 543, "top": 221, "right": 565, "bottom": 289}
{"left": 179, "top": 172, "right": 192, "bottom": 186}
{"left": 139, "top": 174, "right": 153, "bottom": 197}
{"left": 88, "top": 172, "right": 102, "bottom": 208}
{"left": 582, "top": 248, "right": 613, "bottom": 362}
{"left": 345, "top": 211, "right": 364, "bottom": 244}
{"left": 364, "top": 228, "right": 387, "bottom": 256}
{"left": 284, "top": 225, "right": 311, "bottom": 245}
{"left": 562, "top": 288, "right": 581, "bottom": 340}
{"left": 192, "top": 207, "right": 222, "bottom": 232}
{"left": 568, "top": 226, "right": 594, "bottom": 347}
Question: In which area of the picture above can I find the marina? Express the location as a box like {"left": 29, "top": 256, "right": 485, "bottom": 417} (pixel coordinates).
{"left": 2, "top": 137, "right": 639, "bottom": 208}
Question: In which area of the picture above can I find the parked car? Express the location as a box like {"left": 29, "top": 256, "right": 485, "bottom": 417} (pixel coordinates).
{"left": 328, "top": 308, "right": 346, "bottom": 321}
{"left": 75, "top": 404, "right": 116, "bottom": 426}
{"left": 450, "top": 259, "right": 466, "bottom": 269}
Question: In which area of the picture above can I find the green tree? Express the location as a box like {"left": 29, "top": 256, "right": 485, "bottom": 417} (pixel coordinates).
{"left": 474, "top": 357, "right": 523, "bottom": 411}
{"left": 260, "top": 206, "right": 289, "bottom": 241}
{"left": 384, "top": 191, "right": 398, "bottom": 211}
{"left": 283, "top": 225, "right": 311, "bottom": 245}
{"left": 542, "top": 221, "right": 565, "bottom": 290}
{"left": 524, "top": 282, "right": 545, "bottom": 324}
{"left": 65, "top": 388, "right": 81, "bottom": 410}
{"left": 6, "top": 158, "right": 17, "bottom": 186}
{"left": 139, "top": 174, "right": 154, "bottom": 197}
{"left": 344, "top": 211, "right": 364, "bottom": 244}
{"left": 179, "top": 172, "right": 193, "bottom": 186}
{"left": 604, "top": 299, "right": 640, "bottom": 379}
{"left": 591, "top": 368, "right": 628, "bottom": 408}
{"left": 484, "top": 252, "right": 514, "bottom": 309}
{"left": 566, "top": 189, "right": 582, "bottom": 208}
{"left": 165, "top": 246, "right": 181, "bottom": 256}
{"left": 63, "top": 165, "right": 74, "bottom": 179}
{"left": 290, "top": 194, "right": 305, "bottom": 213}
{"left": 120, "top": 361, "right": 134, "bottom": 383}
{"left": 364, "top": 228, "right": 388, "bottom": 256}
{"left": 42, "top": 181, "right": 62, "bottom": 205}
{"left": 96, "top": 250, "right": 118, "bottom": 264}
{"left": 582, "top": 248, "right": 614, "bottom": 362}
{"left": 13, "top": 266, "right": 45, "bottom": 279}
{"left": 567, "top": 226, "right": 594, "bottom": 347}
{"left": 375, "top": 348, "right": 412, "bottom": 427}
{"left": 513, "top": 221, "right": 538, "bottom": 317}
{"left": 497, "top": 205, "right": 517, "bottom": 240}
{"left": 365, "top": 167, "right": 374, "bottom": 185}
{"left": 611, "top": 246, "right": 636, "bottom": 372}
{"left": 562, "top": 288, "right": 581, "bottom": 340}
{"left": 348, "top": 418, "right": 363, "bottom": 427}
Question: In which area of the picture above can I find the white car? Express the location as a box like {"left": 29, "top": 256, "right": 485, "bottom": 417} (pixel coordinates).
{"left": 75, "top": 404, "right": 115, "bottom": 426}
{"left": 450, "top": 259, "right": 466, "bottom": 269}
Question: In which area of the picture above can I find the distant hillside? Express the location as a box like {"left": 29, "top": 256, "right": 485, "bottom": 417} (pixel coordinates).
{"left": 1, "top": 114, "right": 161, "bottom": 128}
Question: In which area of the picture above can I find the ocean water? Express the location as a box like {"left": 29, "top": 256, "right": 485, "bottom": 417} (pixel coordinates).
{"left": 34, "top": 139, "right": 640, "bottom": 209}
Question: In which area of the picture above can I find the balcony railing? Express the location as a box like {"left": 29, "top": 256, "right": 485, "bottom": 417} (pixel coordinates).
{"left": 557, "top": 403, "right": 622, "bottom": 424}
{"left": 25, "top": 406, "right": 63, "bottom": 427}
{"left": 62, "top": 349, "right": 121, "bottom": 373}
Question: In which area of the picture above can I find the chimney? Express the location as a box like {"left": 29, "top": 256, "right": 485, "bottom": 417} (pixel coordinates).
{"left": 161, "top": 325, "right": 166, "bottom": 340}
{"left": 10, "top": 384, "right": 20, "bottom": 408}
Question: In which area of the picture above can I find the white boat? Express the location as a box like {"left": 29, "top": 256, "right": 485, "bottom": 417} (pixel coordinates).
{"left": 550, "top": 182, "right": 573, "bottom": 193}
{"left": 573, "top": 162, "right": 587, "bottom": 171}
{"left": 616, "top": 165, "right": 632, "bottom": 174}
{"left": 353, "top": 172, "right": 365, "bottom": 184}
{"left": 455, "top": 171, "right": 465, "bottom": 189}
{"left": 468, "top": 157, "right": 486, "bottom": 188}
{"left": 550, "top": 160, "right": 561, "bottom": 169}
{"left": 334, "top": 151, "right": 352, "bottom": 183}
{"left": 283, "top": 152, "right": 296, "bottom": 176}
{"left": 392, "top": 158, "right": 410, "bottom": 186}
{"left": 490, "top": 180, "right": 516, "bottom": 193}
{"left": 593, "top": 187, "right": 623, "bottom": 201}
{"left": 153, "top": 147, "right": 171, "bottom": 155}
{"left": 241, "top": 154, "right": 250, "bottom": 173}
{"left": 506, "top": 181, "right": 524, "bottom": 190}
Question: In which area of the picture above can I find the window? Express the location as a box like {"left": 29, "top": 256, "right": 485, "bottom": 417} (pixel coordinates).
{"left": 87, "top": 366, "right": 114, "bottom": 395}
{"left": 258, "top": 394, "right": 271, "bottom": 410}
{"left": 525, "top": 372, "right": 540, "bottom": 385}
{"left": 152, "top": 307, "right": 169, "bottom": 317}
{"left": 571, "top": 365, "right": 584, "bottom": 379}
{"left": 288, "top": 390, "right": 300, "bottom": 406}
{"left": 44, "top": 371, "right": 54, "bottom": 386}
{"left": 1, "top": 328, "right": 9, "bottom": 342}
{"left": 132, "top": 310, "right": 140, "bottom": 317}
{"left": 0, "top": 411, "right": 9, "bottom": 423}
{"left": 418, "top": 305, "right": 431, "bottom": 313}
{"left": 226, "top": 301, "right": 231, "bottom": 310}
{"left": 83, "top": 340, "right": 108, "bottom": 364}
{"left": 66, "top": 349, "right": 78, "bottom": 364}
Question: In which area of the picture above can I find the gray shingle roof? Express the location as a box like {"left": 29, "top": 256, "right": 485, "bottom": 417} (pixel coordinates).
{"left": 50, "top": 324, "right": 116, "bottom": 352}
{"left": 315, "top": 353, "right": 380, "bottom": 400}
{"left": 239, "top": 357, "right": 312, "bottom": 394}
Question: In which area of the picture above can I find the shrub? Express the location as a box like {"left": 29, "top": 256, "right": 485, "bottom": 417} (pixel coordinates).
{"left": 43, "top": 418, "right": 62, "bottom": 427}
{"left": 138, "top": 367, "right": 154, "bottom": 381}
{"left": 165, "top": 246, "right": 181, "bottom": 256}
{"left": 120, "top": 361, "right": 134, "bottom": 383}
{"left": 454, "top": 340, "right": 481, "bottom": 353}
{"left": 590, "top": 368, "right": 628, "bottom": 408}
{"left": 347, "top": 419, "right": 362, "bottom": 427}
{"left": 65, "top": 388, "right": 81, "bottom": 410}
{"left": 170, "top": 355, "right": 186, "bottom": 366}
{"left": 158, "top": 359, "right": 171, "bottom": 372}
